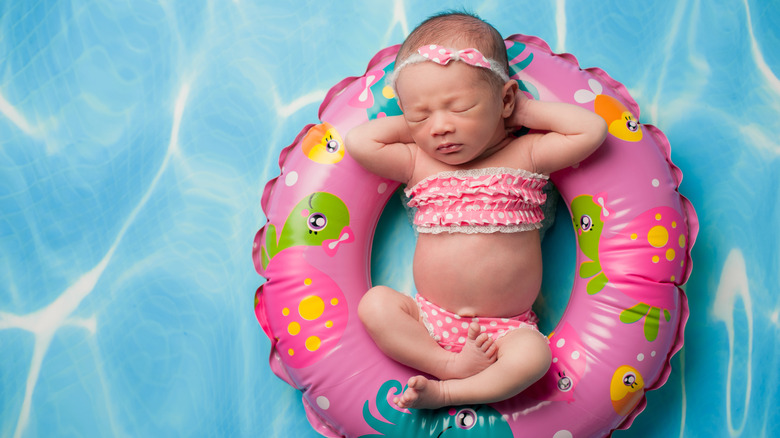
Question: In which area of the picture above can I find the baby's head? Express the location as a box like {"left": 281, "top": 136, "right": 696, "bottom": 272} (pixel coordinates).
{"left": 389, "top": 12, "right": 518, "bottom": 166}
{"left": 392, "top": 12, "right": 510, "bottom": 93}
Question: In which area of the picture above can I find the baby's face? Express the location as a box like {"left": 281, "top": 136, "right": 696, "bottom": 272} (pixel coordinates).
{"left": 395, "top": 61, "right": 511, "bottom": 166}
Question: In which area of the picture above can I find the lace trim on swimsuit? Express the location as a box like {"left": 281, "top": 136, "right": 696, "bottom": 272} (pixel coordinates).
{"left": 404, "top": 167, "right": 548, "bottom": 197}
{"left": 416, "top": 222, "right": 543, "bottom": 235}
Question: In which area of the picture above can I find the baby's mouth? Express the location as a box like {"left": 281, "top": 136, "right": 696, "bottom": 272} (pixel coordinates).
{"left": 437, "top": 143, "right": 460, "bottom": 153}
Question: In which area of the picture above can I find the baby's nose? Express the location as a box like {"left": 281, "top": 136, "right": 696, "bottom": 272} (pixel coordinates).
{"left": 430, "top": 112, "right": 454, "bottom": 136}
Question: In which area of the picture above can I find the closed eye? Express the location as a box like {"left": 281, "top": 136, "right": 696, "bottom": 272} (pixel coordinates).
{"left": 405, "top": 113, "right": 428, "bottom": 123}
{"left": 451, "top": 103, "right": 476, "bottom": 113}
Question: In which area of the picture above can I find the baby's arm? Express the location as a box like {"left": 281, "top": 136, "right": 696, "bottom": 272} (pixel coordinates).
{"left": 345, "top": 116, "right": 415, "bottom": 183}
{"left": 508, "top": 92, "right": 608, "bottom": 174}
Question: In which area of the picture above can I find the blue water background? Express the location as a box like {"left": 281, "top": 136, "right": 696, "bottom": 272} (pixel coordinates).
{"left": 1, "top": 1, "right": 777, "bottom": 437}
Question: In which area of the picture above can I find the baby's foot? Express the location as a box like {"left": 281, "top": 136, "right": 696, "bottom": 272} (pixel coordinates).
{"left": 442, "top": 322, "right": 497, "bottom": 379}
{"left": 394, "top": 376, "right": 450, "bottom": 410}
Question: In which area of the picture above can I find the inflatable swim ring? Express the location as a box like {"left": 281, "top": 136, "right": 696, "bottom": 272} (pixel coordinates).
{"left": 252, "top": 34, "right": 698, "bottom": 438}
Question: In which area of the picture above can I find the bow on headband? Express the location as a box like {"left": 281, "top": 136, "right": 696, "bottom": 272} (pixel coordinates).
{"left": 417, "top": 45, "right": 492, "bottom": 68}
{"left": 386, "top": 44, "right": 510, "bottom": 91}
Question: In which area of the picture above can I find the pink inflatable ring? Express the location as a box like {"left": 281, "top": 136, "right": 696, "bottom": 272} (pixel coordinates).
{"left": 252, "top": 34, "right": 698, "bottom": 438}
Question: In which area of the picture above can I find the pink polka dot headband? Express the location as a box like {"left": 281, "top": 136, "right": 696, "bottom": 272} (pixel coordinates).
{"left": 388, "top": 44, "right": 511, "bottom": 91}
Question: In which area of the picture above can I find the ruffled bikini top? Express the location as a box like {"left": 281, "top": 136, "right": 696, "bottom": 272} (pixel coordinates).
{"left": 404, "top": 167, "right": 548, "bottom": 234}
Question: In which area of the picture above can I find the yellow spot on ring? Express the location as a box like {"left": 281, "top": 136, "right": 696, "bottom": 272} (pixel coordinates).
{"left": 304, "top": 278, "right": 312, "bottom": 286}
{"left": 325, "top": 320, "right": 333, "bottom": 328}
{"left": 679, "top": 235, "right": 686, "bottom": 248}
{"left": 282, "top": 308, "right": 290, "bottom": 316}
{"left": 666, "top": 248, "right": 676, "bottom": 261}
{"left": 655, "top": 213, "right": 662, "bottom": 220}
{"left": 671, "top": 275, "right": 676, "bottom": 282}
{"left": 672, "top": 221, "right": 677, "bottom": 228}
{"left": 306, "top": 336, "right": 321, "bottom": 352}
{"left": 630, "top": 233, "right": 638, "bottom": 240}
{"left": 382, "top": 85, "right": 395, "bottom": 99}
{"left": 288, "top": 321, "right": 301, "bottom": 336}
{"left": 652, "top": 255, "right": 660, "bottom": 263}
{"left": 330, "top": 298, "right": 339, "bottom": 306}
{"left": 647, "top": 226, "right": 669, "bottom": 248}
{"left": 288, "top": 348, "right": 294, "bottom": 356}
{"left": 299, "top": 295, "right": 325, "bottom": 320}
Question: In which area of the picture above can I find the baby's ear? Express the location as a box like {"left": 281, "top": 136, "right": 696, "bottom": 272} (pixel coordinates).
{"left": 501, "top": 80, "right": 519, "bottom": 118}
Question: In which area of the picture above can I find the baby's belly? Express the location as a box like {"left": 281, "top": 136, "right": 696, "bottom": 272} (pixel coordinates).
{"left": 412, "top": 231, "right": 543, "bottom": 318}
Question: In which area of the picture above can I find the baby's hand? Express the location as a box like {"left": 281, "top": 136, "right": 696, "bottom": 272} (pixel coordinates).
{"left": 505, "top": 89, "right": 530, "bottom": 132}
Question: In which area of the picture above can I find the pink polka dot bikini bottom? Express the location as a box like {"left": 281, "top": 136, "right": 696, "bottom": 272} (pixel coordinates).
{"left": 415, "top": 294, "right": 545, "bottom": 353}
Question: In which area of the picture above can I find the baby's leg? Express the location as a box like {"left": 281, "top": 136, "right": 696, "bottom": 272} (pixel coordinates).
{"left": 395, "top": 327, "right": 551, "bottom": 409}
{"left": 358, "top": 287, "right": 497, "bottom": 380}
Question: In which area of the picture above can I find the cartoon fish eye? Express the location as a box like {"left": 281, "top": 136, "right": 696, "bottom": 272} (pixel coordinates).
{"left": 557, "top": 374, "right": 573, "bottom": 392}
{"left": 625, "top": 118, "right": 639, "bottom": 132}
{"left": 622, "top": 372, "right": 637, "bottom": 388}
{"left": 325, "top": 138, "right": 341, "bottom": 153}
{"left": 307, "top": 213, "right": 327, "bottom": 234}
{"left": 455, "top": 408, "right": 477, "bottom": 430}
{"left": 579, "top": 215, "right": 593, "bottom": 231}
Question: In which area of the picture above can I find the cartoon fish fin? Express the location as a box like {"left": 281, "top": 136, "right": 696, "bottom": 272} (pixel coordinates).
{"left": 620, "top": 302, "right": 662, "bottom": 341}
{"left": 579, "top": 260, "right": 602, "bottom": 279}
{"left": 643, "top": 306, "right": 661, "bottom": 341}
{"left": 263, "top": 223, "right": 280, "bottom": 263}
{"left": 619, "top": 302, "right": 650, "bottom": 324}
{"left": 586, "top": 272, "right": 609, "bottom": 295}
{"left": 260, "top": 246, "right": 270, "bottom": 270}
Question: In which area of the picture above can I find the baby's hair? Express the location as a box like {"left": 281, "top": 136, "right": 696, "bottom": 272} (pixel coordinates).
{"left": 396, "top": 11, "right": 509, "bottom": 89}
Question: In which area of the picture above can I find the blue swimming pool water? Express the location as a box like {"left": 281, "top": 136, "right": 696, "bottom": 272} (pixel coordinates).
{"left": 1, "top": 1, "right": 778, "bottom": 437}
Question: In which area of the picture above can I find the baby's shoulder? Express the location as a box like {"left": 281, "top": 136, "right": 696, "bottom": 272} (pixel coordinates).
{"left": 407, "top": 151, "right": 448, "bottom": 185}
{"left": 483, "top": 134, "right": 540, "bottom": 171}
